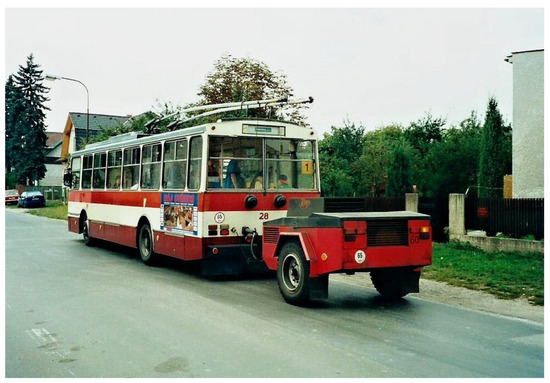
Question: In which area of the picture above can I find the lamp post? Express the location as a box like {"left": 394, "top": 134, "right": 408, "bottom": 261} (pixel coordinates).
{"left": 45, "top": 74, "right": 90, "bottom": 142}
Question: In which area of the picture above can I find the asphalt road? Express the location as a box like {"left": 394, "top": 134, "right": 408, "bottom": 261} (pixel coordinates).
{"left": 5, "top": 210, "right": 544, "bottom": 378}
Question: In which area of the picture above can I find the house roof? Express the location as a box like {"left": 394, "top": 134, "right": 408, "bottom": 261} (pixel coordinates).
{"left": 68, "top": 112, "right": 131, "bottom": 151}
{"left": 61, "top": 112, "right": 132, "bottom": 160}
{"left": 46, "top": 132, "right": 63, "bottom": 147}
{"left": 69, "top": 112, "right": 131, "bottom": 132}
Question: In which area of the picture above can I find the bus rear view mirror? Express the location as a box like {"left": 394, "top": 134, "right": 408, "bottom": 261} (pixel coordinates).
{"left": 63, "top": 172, "right": 73, "bottom": 188}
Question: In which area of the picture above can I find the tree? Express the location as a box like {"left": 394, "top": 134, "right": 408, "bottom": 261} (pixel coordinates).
{"left": 403, "top": 113, "right": 446, "bottom": 196}
{"left": 5, "top": 54, "right": 50, "bottom": 185}
{"left": 386, "top": 145, "right": 413, "bottom": 197}
{"left": 318, "top": 121, "right": 365, "bottom": 196}
{"left": 195, "top": 54, "right": 308, "bottom": 125}
{"left": 5, "top": 75, "right": 24, "bottom": 173}
{"left": 478, "top": 97, "right": 512, "bottom": 198}
{"left": 356, "top": 125, "right": 405, "bottom": 196}
{"left": 424, "top": 111, "right": 483, "bottom": 197}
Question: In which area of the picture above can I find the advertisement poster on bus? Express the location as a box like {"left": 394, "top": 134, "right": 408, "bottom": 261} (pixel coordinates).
{"left": 161, "top": 193, "right": 198, "bottom": 235}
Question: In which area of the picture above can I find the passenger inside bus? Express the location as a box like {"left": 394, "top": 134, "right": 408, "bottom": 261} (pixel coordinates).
{"left": 278, "top": 174, "right": 291, "bottom": 188}
{"left": 224, "top": 159, "right": 245, "bottom": 189}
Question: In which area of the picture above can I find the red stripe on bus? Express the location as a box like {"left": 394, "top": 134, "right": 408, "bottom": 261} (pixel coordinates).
{"left": 69, "top": 190, "right": 319, "bottom": 211}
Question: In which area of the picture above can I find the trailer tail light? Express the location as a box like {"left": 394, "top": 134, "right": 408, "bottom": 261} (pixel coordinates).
{"left": 420, "top": 226, "right": 430, "bottom": 240}
{"left": 343, "top": 221, "right": 367, "bottom": 243}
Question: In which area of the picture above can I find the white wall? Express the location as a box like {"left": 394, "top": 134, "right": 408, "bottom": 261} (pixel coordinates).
{"left": 509, "top": 50, "right": 544, "bottom": 198}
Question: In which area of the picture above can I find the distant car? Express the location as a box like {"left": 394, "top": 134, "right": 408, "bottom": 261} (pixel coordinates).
{"left": 17, "top": 191, "right": 46, "bottom": 208}
{"left": 5, "top": 189, "right": 19, "bottom": 205}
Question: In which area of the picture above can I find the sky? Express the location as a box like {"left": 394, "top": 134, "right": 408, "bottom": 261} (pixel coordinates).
{"left": 3, "top": 4, "right": 545, "bottom": 137}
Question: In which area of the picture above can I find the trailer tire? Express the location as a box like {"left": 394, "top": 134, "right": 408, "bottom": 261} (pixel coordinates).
{"left": 277, "top": 241, "right": 310, "bottom": 305}
{"left": 138, "top": 223, "right": 159, "bottom": 266}
{"left": 370, "top": 268, "right": 418, "bottom": 299}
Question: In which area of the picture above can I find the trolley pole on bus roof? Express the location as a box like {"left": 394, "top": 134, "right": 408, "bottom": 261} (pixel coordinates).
{"left": 46, "top": 74, "right": 90, "bottom": 142}
{"left": 148, "top": 96, "right": 314, "bottom": 132}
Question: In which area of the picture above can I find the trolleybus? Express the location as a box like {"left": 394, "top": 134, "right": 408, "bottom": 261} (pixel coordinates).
{"left": 66, "top": 102, "right": 319, "bottom": 275}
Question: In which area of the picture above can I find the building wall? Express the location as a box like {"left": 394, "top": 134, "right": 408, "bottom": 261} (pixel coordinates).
{"left": 510, "top": 50, "right": 544, "bottom": 198}
{"left": 40, "top": 164, "right": 64, "bottom": 186}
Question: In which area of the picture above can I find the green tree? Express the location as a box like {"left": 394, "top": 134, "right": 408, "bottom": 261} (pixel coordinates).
{"left": 478, "top": 97, "right": 512, "bottom": 198}
{"left": 424, "top": 111, "right": 483, "bottom": 197}
{"left": 386, "top": 145, "right": 413, "bottom": 197}
{"left": 5, "top": 54, "right": 50, "bottom": 185}
{"left": 318, "top": 121, "right": 365, "bottom": 196}
{"left": 5, "top": 75, "right": 24, "bottom": 174}
{"left": 403, "top": 113, "right": 446, "bottom": 196}
{"left": 356, "top": 125, "right": 405, "bottom": 196}
{"left": 195, "top": 54, "right": 308, "bottom": 125}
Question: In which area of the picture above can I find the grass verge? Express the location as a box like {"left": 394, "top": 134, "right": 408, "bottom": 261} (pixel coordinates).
{"left": 18, "top": 200, "right": 69, "bottom": 220}
{"left": 10, "top": 203, "right": 544, "bottom": 306}
{"left": 424, "top": 241, "right": 544, "bottom": 306}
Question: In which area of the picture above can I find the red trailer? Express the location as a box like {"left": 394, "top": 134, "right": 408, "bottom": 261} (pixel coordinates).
{"left": 262, "top": 198, "right": 432, "bottom": 305}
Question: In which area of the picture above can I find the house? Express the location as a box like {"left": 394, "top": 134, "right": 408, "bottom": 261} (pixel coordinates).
{"left": 38, "top": 132, "right": 64, "bottom": 187}
{"left": 505, "top": 49, "right": 544, "bottom": 198}
{"left": 60, "top": 112, "right": 132, "bottom": 163}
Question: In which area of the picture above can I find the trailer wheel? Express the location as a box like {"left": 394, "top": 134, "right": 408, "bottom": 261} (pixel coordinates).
{"left": 138, "top": 223, "right": 159, "bottom": 266}
{"left": 370, "top": 268, "right": 419, "bottom": 299}
{"left": 277, "top": 241, "right": 310, "bottom": 305}
{"left": 81, "top": 214, "right": 95, "bottom": 246}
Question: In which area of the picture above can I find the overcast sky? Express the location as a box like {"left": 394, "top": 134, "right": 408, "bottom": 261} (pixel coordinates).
{"left": 4, "top": 5, "right": 545, "bottom": 136}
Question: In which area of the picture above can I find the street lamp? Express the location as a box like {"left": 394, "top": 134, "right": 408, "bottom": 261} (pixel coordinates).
{"left": 45, "top": 74, "right": 90, "bottom": 142}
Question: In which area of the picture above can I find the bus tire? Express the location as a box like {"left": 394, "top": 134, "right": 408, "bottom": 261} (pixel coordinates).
{"left": 138, "top": 223, "right": 159, "bottom": 266}
{"left": 277, "top": 241, "right": 310, "bottom": 305}
{"left": 81, "top": 214, "right": 95, "bottom": 246}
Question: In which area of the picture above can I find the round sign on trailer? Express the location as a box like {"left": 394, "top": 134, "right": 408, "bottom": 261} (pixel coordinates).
{"left": 355, "top": 250, "right": 366, "bottom": 264}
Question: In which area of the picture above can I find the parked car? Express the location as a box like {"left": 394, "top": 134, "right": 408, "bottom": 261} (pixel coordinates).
{"left": 5, "top": 189, "right": 19, "bottom": 205}
{"left": 17, "top": 191, "right": 46, "bottom": 208}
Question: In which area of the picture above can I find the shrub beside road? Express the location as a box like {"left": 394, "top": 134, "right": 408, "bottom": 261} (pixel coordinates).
{"left": 9, "top": 202, "right": 544, "bottom": 306}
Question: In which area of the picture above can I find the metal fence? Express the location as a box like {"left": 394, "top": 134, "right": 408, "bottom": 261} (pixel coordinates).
{"left": 25, "top": 186, "right": 67, "bottom": 201}
{"left": 324, "top": 197, "right": 405, "bottom": 212}
{"left": 465, "top": 198, "right": 544, "bottom": 240}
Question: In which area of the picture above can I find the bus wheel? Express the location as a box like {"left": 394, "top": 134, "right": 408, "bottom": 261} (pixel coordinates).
{"left": 138, "top": 223, "right": 159, "bottom": 266}
{"left": 82, "top": 215, "right": 95, "bottom": 246}
{"left": 277, "top": 241, "right": 310, "bottom": 305}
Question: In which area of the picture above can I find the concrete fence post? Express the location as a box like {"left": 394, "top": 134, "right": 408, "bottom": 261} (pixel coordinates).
{"left": 405, "top": 193, "right": 418, "bottom": 212}
{"left": 449, "top": 193, "right": 466, "bottom": 237}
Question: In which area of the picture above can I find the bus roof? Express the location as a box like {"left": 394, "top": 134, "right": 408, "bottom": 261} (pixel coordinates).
{"left": 72, "top": 119, "right": 316, "bottom": 156}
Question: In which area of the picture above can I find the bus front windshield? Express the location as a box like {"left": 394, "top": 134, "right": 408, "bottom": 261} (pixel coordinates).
{"left": 208, "top": 136, "right": 317, "bottom": 191}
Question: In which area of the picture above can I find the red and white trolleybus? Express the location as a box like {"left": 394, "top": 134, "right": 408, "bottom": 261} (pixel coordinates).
{"left": 66, "top": 99, "right": 320, "bottom": 275}
{"left": 66, "top": 97, "right": 432, "bottom": 305}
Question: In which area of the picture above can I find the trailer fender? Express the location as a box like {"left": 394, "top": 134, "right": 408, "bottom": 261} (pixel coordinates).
{"left": 275, "top": 232, "right": 317, "bottom": 263}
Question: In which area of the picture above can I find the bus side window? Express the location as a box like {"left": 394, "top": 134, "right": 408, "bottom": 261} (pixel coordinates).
{"left": 188, "top": 136, "right": 202, "bottom": 190}
{"left": 92, "top": 153, "right": 107, "bottom": 189}
{"left": 141, "top": 144, "right": 161, "bottom": 190}
{"left": 123, "top": 147, "right": 140, "bottom": 190}
{"left": 71, "top": 157, "right": 81, "bottom": 190}
{"left": 107, "top": 150, "right": 122, "bottom": 189}
{"left": 163, "top": 139, "right": 187, "bottom": 189}
{"left": 82, "top": 155, "right": 93, "bottom": 189}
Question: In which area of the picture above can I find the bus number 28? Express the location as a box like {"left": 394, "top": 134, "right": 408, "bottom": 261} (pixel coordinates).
{"left": 259, "top": 212, "right": 270, "bottom": 220}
